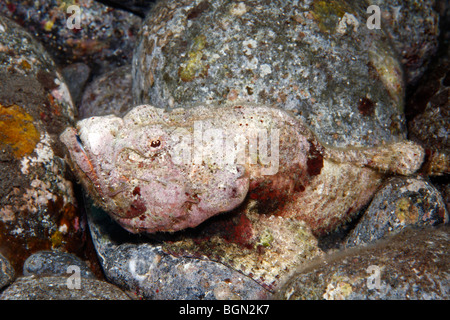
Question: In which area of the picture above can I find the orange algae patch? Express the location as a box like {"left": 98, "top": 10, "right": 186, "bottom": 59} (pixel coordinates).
{"left": 0, "top": 103, "right": 40, "bottom": 158}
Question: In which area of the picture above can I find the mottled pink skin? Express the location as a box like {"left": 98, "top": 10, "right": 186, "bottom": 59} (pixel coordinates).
{"left": 61, "top": 104, "right": 424, "bottom": 234}
{"left": 60, "top": 104, "right": 311, "bottom": 233}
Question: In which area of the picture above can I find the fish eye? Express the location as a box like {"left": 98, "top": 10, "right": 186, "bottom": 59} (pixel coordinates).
{"left": 150, "top": 140, "right": 161, "bottom": 148}
{"left": 75, "top": 134, "right": 88, "bottom": 154}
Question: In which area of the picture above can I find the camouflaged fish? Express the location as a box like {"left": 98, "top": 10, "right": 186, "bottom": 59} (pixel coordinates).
{"left": 60, "top": 103, "right": 423, "bottom": 234}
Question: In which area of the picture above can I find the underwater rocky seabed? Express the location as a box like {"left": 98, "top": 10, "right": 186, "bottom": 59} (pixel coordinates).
{"left": 0, "top": 0, "right": 449, "bottom": 300}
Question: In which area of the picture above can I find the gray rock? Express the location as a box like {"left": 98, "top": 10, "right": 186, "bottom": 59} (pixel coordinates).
{"left": 276, "top": 225, "right": 450, "bottom": 300}
{"left": 0, "top": 276, "right": 130, "bottom": 300}
{"left": 86, "top": 197, "right": 271, "bottom": 300}
{"left": 371, "top": 0, "right": 442, "bottom": 85}
{"left": 133, "top": 0, "right": 408, "bottom": 149}
{"left": 0, "top": 0, "right": 142, "bottom": 75}
{"left": 62, "top": 63, "right": 91, "bottom": 108}
{"left": 345, "top": 176, "right": 449, "bottom": 248}
{"left": 78, "top": 65, "right": 133, "bottom": 119}
{"left": 23, "top": 250, "right": 96, "bottom": 279}
{"left": 0, "top": 253, "right": 14, "bottom": 290}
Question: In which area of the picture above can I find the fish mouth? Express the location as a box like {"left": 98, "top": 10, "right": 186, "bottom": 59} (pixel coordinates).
{"left": 60, "top": 126, "right": 105, "bottom": 197}
{"left": 62, "top": 127, "right": 93, "bottom": 167}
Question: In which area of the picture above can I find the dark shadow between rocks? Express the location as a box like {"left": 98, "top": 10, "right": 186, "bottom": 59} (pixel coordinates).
{"left": 82, "top": 193, "right": 149, "bottom": 245}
